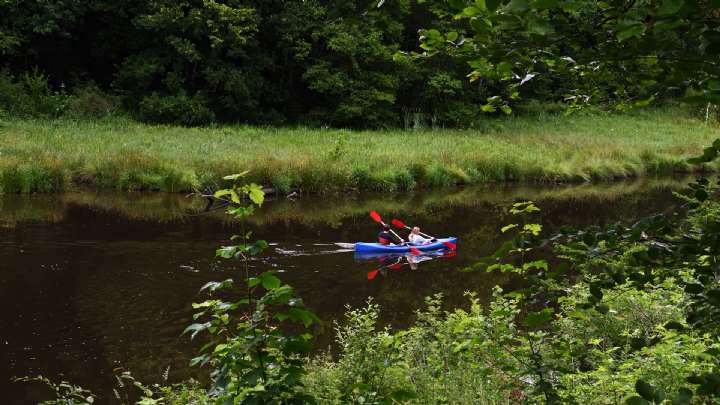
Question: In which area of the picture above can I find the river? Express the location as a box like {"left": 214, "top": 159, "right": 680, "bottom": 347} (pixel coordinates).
{"left": 0, "top": 178, "right": 688, "bottom": 403}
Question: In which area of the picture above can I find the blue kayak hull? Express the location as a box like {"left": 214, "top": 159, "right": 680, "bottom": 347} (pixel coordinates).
{"left": 354, "top": 237, "right": 458, "bottom": 253}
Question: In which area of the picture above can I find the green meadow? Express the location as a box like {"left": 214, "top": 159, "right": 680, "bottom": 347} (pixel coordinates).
{"left": 1, "top": 107, "right": 717, "bottom": 194}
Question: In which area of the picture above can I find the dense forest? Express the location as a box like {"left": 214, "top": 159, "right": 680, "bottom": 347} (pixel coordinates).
{"left": 2, "top": 0, "right": 719, "bottom": 128}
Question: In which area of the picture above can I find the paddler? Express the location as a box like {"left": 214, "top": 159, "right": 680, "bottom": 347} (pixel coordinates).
{"left": 408, "top": 226, "right": 435, "bottom": 245}
{"left": 378, "top": 225, "right": 405, "bottom": 245}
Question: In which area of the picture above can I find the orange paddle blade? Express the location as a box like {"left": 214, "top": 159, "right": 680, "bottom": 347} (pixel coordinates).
{"left": 367, "top": 270, "right": 379, "bottom": 280}
{"left": 391, "top": 219, "right": 407, "bottom": 229}
{"left": 369, "top": 211, "right": 382, "bottom": 223}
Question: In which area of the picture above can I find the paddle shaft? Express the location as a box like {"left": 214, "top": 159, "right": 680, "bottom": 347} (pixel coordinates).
{"left": 370, "top": 211, "right": 406, "bottom": 244}
{"left": 377, "top": 219, "right": 406, "bottom": 243}
{"left": 386, "top": 224, "right": 405, "bottom": 244}
{"left": 390, "top": 218, "right": 455, "bottom": 251}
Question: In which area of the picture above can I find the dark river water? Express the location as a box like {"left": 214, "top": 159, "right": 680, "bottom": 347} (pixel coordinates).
{"left": 0, "top": 178, "right": 688, "bottom": 404}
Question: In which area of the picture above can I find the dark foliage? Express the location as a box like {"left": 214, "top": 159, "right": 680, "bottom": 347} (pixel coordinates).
{"left": 5, "top": 0, "right": 713, "bottom": 127}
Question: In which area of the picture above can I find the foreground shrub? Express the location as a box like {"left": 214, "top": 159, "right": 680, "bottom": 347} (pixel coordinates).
{"left": 304, "top": 294, "right": 526, "bottom": 404}
{"left": 304, "top": 277, "right": 718, "bottom": 404}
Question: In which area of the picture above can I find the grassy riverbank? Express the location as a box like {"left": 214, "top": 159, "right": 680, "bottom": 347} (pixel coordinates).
{"left": 1, "top": 107, "right": 717, "bottom": 193}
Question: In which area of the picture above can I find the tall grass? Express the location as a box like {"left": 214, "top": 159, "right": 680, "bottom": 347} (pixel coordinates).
{"left": 1, "top": 107, "right": 717, "bottom": 193}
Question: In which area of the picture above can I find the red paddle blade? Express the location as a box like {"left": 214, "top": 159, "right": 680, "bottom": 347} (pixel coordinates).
{"left": 367, "top": 270, "right": 379, "bottom": 280}
{"left": 369, "top": 211, "right": 382, "bottom": 223}
{"left": 443, "top": 242, "right": 457, "bottom": 251}
{"left": 410, "top": 247, "right": 422, "bottom": 255}
{"left": 391, "top": 219, "right": 407, "bottom": 229}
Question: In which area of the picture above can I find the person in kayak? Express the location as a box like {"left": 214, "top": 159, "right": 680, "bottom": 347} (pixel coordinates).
{"left": 408, "top": 226, "right": 436, "bottom": 245}
{"left": 378, "top": 225, "right": 404, "bottom": 245}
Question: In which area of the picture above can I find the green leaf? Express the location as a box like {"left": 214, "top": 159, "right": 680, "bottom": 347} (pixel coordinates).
{"left": 199, "top": 279, "right": 234, "bottom": 293}
{"left": 523, "top": 223, "right": 542, "bottom": 235}
{"left": 223, "top": 171, "right": 250, "bottom": 181}
{"left": 626, "top": 396, "right": 650, "bottom": 405}
{"left": 246, "top": 183, "right": 265, "bottom": 206}
{"left": 567, "top": 310, "right": 588, "bottom": 319}
{"left": 446, "top": 31, "right": 459, "bottom": 42}
{"left": 526, "top": 17, "right": 553, "bottom": 35}
{"left": 390, "top": 389, "right": 418, "bottom": 401}
{"left": 500, "top": 104, "right": 512, "bottom": 115}
{"left": 190, "top": 354, "right": 210, "bottom": 367}
{"left": 510, "top": 201, "right": 540, "bottom": 214}
{"left": 533, "top": 0, "right": 558, "bottom": 9}
{"left": 486, "top": 0, "right": 501, "bottom": 12}
{"left": 596, "top": 303, "right": 609, "bottom": 314}
{"left": 664, "top": 321, "right": 684, "bottom": 330}
{"left": 216, "top": 245, "right": 240, "bottom": 259}
{"left": 258, "top": 272, "right": 281, "bottom": 290}
{"left": 182, "top": 322, "right": 211, "bottom": 339}
{"left": 501, "top": 223, "right": 518, "bottom": 233}
{"left": 249, "top": 240, "right": 269, "bottom": 256}
{"left": 635, "top": 379, "right": 655, "bottom": 401}
{"left": 462, "top": 6, "right": 482, "bottom": 16}
{"left": 634, "top": 96, "right": 655, "bottom": 108}
{"left": 672, "top": 387, "right": 693, "bottom": 404}
{"left": 522, "top": 308, "right": 554, "bottom": 328}
{"left": 487, "top": 263, "right": 520, "bottom": 273}
{"left": 288, "top": 308, "right": 319, "bottom": 327}
{"left": 505, "top": 0, "right": 530, "bottom": 12}
{"left": 522, "top": 260, "right": 548, "bottom": 271}
{"left": 653, "top": 388, "right": 666, "bottom": 403}
{"left": 214, "top": 188, "right": 240, "bottom": 204}
{"left": 496, "top": 61, "right": 514, "bottom": 78}
{"left": 617, "top": 21, "right": 646, "bottom": 42}
{"left": 658, "top": 0, "right": 683, "bottom": 16}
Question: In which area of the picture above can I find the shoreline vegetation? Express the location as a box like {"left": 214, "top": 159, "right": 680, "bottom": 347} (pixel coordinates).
{"left": 1, "top": 107, "right": 718, "bottom": 194}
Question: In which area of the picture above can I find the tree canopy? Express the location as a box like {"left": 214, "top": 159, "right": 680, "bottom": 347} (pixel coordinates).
{"left": 414, "top": 0, "right": 720, "bottom": 114}
{"left": 1, "top": 0, "right": 717, "bottom": 127}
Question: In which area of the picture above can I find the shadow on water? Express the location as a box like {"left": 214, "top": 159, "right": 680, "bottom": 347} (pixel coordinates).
{"left": 0, "top": 177, "right": 689, "bottom": 403}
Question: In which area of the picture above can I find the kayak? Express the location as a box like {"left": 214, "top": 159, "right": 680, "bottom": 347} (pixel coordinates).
{"left": 354, "top": 237, "right": 458, "bottom": 253}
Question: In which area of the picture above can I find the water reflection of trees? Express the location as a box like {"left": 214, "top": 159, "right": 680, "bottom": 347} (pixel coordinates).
{"left": 0, "top": 177, "right": 690, "bottom": 228}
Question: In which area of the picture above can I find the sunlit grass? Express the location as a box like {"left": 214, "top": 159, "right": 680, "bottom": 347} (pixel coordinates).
{"left": 1, "top": 106, "right": 718, "bottom": 193}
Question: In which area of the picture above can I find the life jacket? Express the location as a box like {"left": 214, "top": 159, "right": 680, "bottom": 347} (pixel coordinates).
{"left": 378, "top": 230, "right": 396, "bottom": 245}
